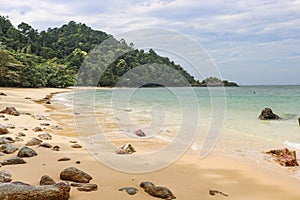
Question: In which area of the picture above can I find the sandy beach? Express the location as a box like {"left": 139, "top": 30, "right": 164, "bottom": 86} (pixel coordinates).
{"left": 0, "top": 87, "right": 300, "bottom": 200}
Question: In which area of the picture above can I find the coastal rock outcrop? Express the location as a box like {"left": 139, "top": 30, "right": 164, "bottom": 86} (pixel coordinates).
{"left": 0, "top": 182, "right": 70, "bottom": 200}
{"left": 17, "top": 146, "right": 37, "bottom": 158}
{"left": 266, "top": 148, "right": 299, "bottom": 167}
{"left": 259, "top": 108, "right": 280, "bottom": 120}
{"left": 60, "top": 167, "right": 92, "bottom": 183}
{"left": 0, "top": 107, "right": 20, "bottom": 116}
{"left": 115, "top": 143, "right": 136, "bottom": 154}
{"left": 140, "top": 181, "right": 176, "bottom": 199}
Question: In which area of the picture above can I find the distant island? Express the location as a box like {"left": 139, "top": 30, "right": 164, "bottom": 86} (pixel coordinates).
{"left": 0, "top": 16, "right": 238, "bottom": 88}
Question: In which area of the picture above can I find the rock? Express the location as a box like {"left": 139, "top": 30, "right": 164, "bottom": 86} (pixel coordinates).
{"left": 17, "top": 146, "right": 37, "bottom": 158}
{"left": 33, "top": 127, "right": 43, "bottom": 132}
{"left": 26, "top": 138, "right": 43, "bottom": 146}
{"left": 119, "top": 187, "right": 138, "bottom": 195}
{"left": 266, "top": 148, "right": 299, "bottom": 167}
{"left": 0, "top": 115, "right": 5, "bottom": 118}
{"left": 1, "top": 156, "right": 26, "bottom": 165}
{"left": 38, "top": 133, "right": 52, "bottom": 140}
{"left": 60, "top": 167, "right": 92, "bottom": 183}
{"left": 31, "top": 114, "right": 47, "bottom": 120}
{"left": 71, "top": 144, "right": 82, "bottom": 148}
{"left": 0, "top": 137, "right": 14, "bottom": 144}
{"left": 140, "top": 182, "right": 176, "bottom": 200}
{"left": 0, "top": 107, "right": 20, "bottom": 116}
{"left": 5, "top": 123, "right": 15, "bottom": 129}
{"left": 17, "top": 132, "right": 26, "bottom": 137}
{"left": 0, "top": 143, "right": 19, "bottom": 154}
{"left": 209, "top": 190, "right": 228, "bottom": 197}
{"left": 52, "top": 125, "right": 63, "bottom": 130}
{"left": 40, "top": 175, "right": 56, "bottom": 185}
{"left": 39, "top": 142, "right": 52, "bottom": 148}
{"left": 40, "top": 123, "right": 50, "bottom": 126}
{"left": 71, "top": 183, "right": 98, "bottom": 192}
{"left": 58, "top": 157, "right": 71, "bottom": 162}
{"left": 135, "top": 129, "right": 146, "bottom": 137}
{"left": 115, "top": 143, "right": 136, "bottom": 154}
{"left": 298, "top": 117, "right": 300, "bottom": 126}
{"left": 0, "top": 92, "right": 7, "bottom": 96}
{"left": 259, "top": 108, "right": 280, "bottom": 120}
{"left": 45, "top": 101, "right": 51, "bottom": 104}
{"left": 75, "top": 161, "right": 81, "bottom": 164}
{"left": 52, "top": 146, "right": 60, "bottom": 151}
{"left": 0, "top": 170, "right": 12, "bottom": 183}
{"left": 0, "top": 182, "right": 70, "bottom": 200}
{"left": 24, "top": 97, "right": 31, "bottom": 99}
{"left": 0, "top": 126, "right": 9, "bottom": 135}
{"left": 14, "top": 137, "right": 24, "bottom": 142}
{"left": 69, "top": 141, "right": 77, "bottom": 143}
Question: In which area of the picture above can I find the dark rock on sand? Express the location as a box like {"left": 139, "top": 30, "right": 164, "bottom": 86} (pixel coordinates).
{"left": 60, "top": 167, "right": 92, "bottom": 183}
{"left": 119, "top": 187, "right": 138, "bottom": 195}
{"left": 26, "top": 138, "right": 43, "bottom": 146}
{"left": 0, "top": 143, "right": 19, "bottom": 154}
{"left": 38, "top": 133, "right": 52, "bottom": 140}
{"left": 259, "top": 108, "right": 280, "bottom": 120}
{"left": 76, "top": 161, "right": 81, "bottom": 164}
{"left": 266, "top": 148, "right": 299, "bottom": 167}
{"left": 115, "top": 143, "right": 136, "bottom": 154}
{"left": 52, "top": 125, "right": 63, "bottom": 130}
{"left": 17, "top": 146, "right": 37, "bottom": 158}
{"left": 1, "top": 156, "right": 26, "bottom": 165}
{"left": 0, "top": 182, "right": 70, "bottom": 200}
{"left": 135, "top": 129, "right": 146, "bottom": 137}
{"left": 0, "top": 92, "right": 7, "bottom": 96}
{"left": 71, "top": 183, "right": 98, "bottom": 192}
{"left": 40, "top": 175, "right": 56, "bottom": 185}
{"left": 33, "top": 127, "right": 43, "bottom": 132}
{"left": 71, "top": 144, "right": 82, "bottom": 148}
{"left": 0, "top": 126, "right": 9, "bottom": 135}
{"left": 17, "top": 132, "right": 26, "bottom": 137}
{"left": 209, "top": 190, "right": 228, "bottom": 197}
{"left": 40, "top": 123, "right": 50, "bottom": 126}
{"left": 25, "top": 97, "right": 31, "bottom": 99}
{"left": 52, "top": 146, "right": 60, "bottom": 151}
{"left": 0, "top": 115, "right": 5, "bottom": 118}
{"left": 0, "top": 170, "right": 12, "bottom": 183}
{"left": 0, "top": 107, "right": 20, "bottom": 116}
{"left": 45, "top": 101, "right": 51, "bottom": 104}
{"left": 140, "top": 181, "right": 176, "bottom": 199}
{"left": 58, "top": 157, "right": 71, "bottom": 162}
{"left": 39, "top": 142, "right": 52, "bottom": 148}
{"left": 69, "top": 141, "right": 77, "bottom": 143}
{"left": 0, "top": 137, "right": 14, "bottom": 144}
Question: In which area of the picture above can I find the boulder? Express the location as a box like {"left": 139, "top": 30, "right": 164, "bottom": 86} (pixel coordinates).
{"left": 119, "top": 187, "right": 138, "bottom": 195}
{"left": 115, "top": 143, "right": 136, "bottom": 154}
{"left": 17, "top": 146, "right": 37, "bottom": 158}
{"left": 38, "top": 133, "right": 52, "bottom": 140}
{"left": 70, "top": 183, "right": 98, "bottom": 192}
{"left": 26, "top": 138, "right": 42, "bottom": 146}
{"left": 0, "top": 143, "right": 19, "bottom": 154}
{"left": 40, "top": 175, "right": 56, "bottom": 185}
{"left": 0, "top": 107, "right": 20, "bottom": 116}
{"left": 60, "top": 167, "right": 92, "bottom": 183}
{"left": 0, "top": 182, "right": 70, "bottom": 200}
{"left": 135, "top": 129, "right": 146, "bottom": 137}
{"left": 266, "top": 148, "right": 299, "bottom": 167}
{"left": 0, "top": 137, "right": 14, "bottom": 144}
{"left": 1, "top": 156, "right": 26, "bottom": 165}
{"left": 140, "top": 181, "right": 176, "bottom": 199}
{"left": 259, "top": 108, "right": 280, "bottom": 120}
{"left": 0, "top": 170, "right": 12, "bottom": 183}
{"left": 39, "top": 143, "right": 52, "bottom": 148}
{"left": 0, "top": 126, "right": 9, "bottom": 135}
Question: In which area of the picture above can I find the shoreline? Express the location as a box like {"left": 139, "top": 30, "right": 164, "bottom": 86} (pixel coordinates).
{"left": 0, "top": 87, "right": 300, "bottom": 199}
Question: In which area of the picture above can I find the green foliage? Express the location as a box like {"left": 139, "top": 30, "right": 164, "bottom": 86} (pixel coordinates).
{"left": 0, "top": 16, "right": 205, "bottom": 88}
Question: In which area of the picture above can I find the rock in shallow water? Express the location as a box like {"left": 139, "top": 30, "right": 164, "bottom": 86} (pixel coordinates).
{"left": 266, "top": 148, "right": 299, "bottom": 167}
{"left": 60, "top": 167, "right": 92, "bottom": 183}
{"left": 0, "top": 182, "right": 70, "bottom": 200}
{"left": 259, "top": 108, "right": 280, "bottom": 120}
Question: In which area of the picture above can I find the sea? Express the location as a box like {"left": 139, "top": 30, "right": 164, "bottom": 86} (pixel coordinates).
{"left": 53, "top": 85, "right": 300, "bottom": 175}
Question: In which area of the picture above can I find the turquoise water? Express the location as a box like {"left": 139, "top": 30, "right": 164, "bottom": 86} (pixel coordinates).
{"left": 54, "top": 86, "right": 300, "bottom": 174}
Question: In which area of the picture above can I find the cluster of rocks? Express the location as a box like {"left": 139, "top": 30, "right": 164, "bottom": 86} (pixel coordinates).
{"left": 266, "top": 148, "right": 299, "bottom": 167}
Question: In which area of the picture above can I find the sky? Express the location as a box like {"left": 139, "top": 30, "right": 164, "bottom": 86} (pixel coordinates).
{"left": 1, "top": 0, "right": 300, "bottom": 85}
